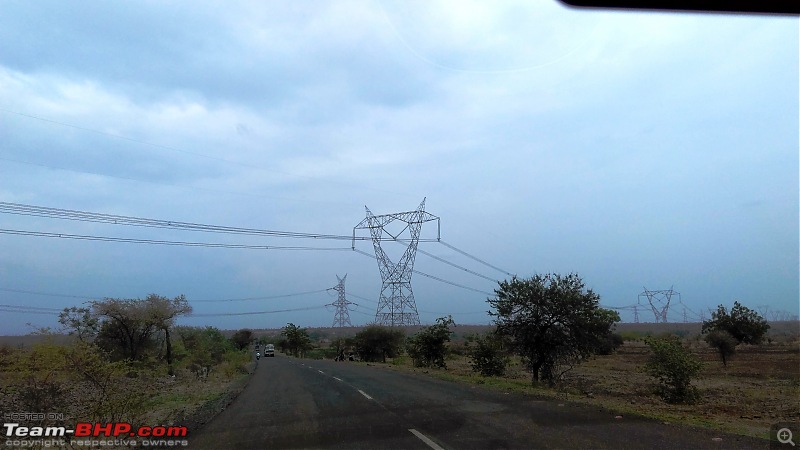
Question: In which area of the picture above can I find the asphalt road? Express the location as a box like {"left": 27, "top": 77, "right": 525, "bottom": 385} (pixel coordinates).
{"left": 189, "top": 355, "right": 769, "bottom": 449}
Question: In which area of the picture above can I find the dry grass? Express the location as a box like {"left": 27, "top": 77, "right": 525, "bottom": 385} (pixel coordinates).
{"left": 386, "top": 339, "right": 799, "bottom": 440}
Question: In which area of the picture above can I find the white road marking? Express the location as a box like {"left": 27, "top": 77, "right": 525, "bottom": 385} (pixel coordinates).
{"left": 318, "top": 370, "right": 324, "bottom": 374}
{"left": 409, "top": 429, "right": 445, "bottom": 450}
{"left": 333, "top": 377, "right": 343, "bottom": 382}
{"left": 357, "top": 389, "right": 373, "bottom": 400}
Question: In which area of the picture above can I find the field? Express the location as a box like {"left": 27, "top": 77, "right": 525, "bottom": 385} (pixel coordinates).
{"left": 1, "top": 321, "right": 797, "bottom": 441}
{"left": 383, "top": 321, "right": 800, "bottom": 440}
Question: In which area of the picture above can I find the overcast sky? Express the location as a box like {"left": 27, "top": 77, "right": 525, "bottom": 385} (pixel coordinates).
{"left": 0, "top": 1, "right": 797, "bottom": 335}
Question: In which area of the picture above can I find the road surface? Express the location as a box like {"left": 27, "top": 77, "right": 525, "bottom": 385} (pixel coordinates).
{"left": 189, "top": 355, "right": 768, "bottom": 449}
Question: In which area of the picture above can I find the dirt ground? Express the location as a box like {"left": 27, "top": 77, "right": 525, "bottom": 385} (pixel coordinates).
{"left": 423, "top": 337, "right": 800, "bottom": 440}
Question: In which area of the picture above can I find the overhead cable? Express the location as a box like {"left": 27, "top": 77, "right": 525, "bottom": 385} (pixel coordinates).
{"left": 352, "top": 248, "right": 493, "bottom": 296}
{"left": 192, "top": 288, "right": 333, "bottom": 303}
{"left": 395, "top": 239, "right": 497, "bottom": 282}
{"left": 439, "top": 240, "right": 514, "bottom": 277}
{"left": 189, "top": 305, "right": 327, "bottom": 317}
{"left": 0, "top": 228, "right": 353, "bottom": 250}
{"left": 0, "top": 202, "right": 438, "bottom": 242}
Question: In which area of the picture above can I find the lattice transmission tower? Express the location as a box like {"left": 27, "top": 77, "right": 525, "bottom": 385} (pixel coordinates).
{"left": 353, "top": 198, "right": 439, "bottom": 326}
{"left": 638, "top": 286, "right": 680, "bottom": 323}
{"left": 329, "top": 274, "right": 353, "bottom": 327}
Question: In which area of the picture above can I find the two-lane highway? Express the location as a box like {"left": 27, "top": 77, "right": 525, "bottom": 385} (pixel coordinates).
{"left": 189, "top": 356, "right": 768, "bottom": 449}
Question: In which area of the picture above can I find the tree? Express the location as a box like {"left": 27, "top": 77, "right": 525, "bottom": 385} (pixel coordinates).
{"left": 175, "top": 326, "right": 231, "bottom": 367}
{"left": 58, "top": 307, "right": 99, "bottom": 342}
{"left": 144, "top": 294, "right": 192, "bottom": 375}
{"left": 281, "top": 323, "right": 312, "bottom": 357}
{"left": 488, "top": 273, "right": 620, "bottom": 384}
{"left": 467, "top": 331, "right": 509, "bottom": 377}
{"left": 704, "top": 330, "right": 737, "bottom": 366}
{"left": 353, "top": 325, "right": 405, "bottom": 362}
{"left": 91, "top": 298, "right": 160, "bottom": 361}
{"left": 407, "top": 316, "right": 455, "bottom": 368}
{"left": 230, "top": 329, "right": 254, "bottom": 351}
{"left": 702, "top": 301, "right": 770, "bottom": 345}
{"left": 644, "top": 336, "right": 702, "bottom": 403}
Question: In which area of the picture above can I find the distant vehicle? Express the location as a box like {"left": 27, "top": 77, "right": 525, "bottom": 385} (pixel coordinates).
{"left": 264, "top": 344, "right": 275, "bottom": 357}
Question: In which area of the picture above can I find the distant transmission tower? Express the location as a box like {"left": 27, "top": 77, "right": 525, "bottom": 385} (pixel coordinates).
{"left": 633, "top": 305, "right": 640, "bottom": 323}
{"left": 330, "top": 274, "right": 353, "bottom": 328}
{"left": 638, "top": 287, "right": 680, "bottom": 323}
{"left": 353, "top": 198, "right": 439, "bottom": 326}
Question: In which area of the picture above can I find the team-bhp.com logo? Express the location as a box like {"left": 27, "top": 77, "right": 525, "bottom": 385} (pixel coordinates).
{"left": 5, "top": 422, "right": 188, "bottom": 448}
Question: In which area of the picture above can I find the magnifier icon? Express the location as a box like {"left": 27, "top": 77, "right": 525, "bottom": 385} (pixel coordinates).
{"left": 778, "top": 428, "right": 795, "bottom": 446}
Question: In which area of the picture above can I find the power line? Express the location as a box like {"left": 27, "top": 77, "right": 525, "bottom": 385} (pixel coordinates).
{"left": 0, "top": 201, "right": 440, "bottom": 242}
{"left": 192, "top": 288, "right": 334, "bottom": 303}
{"left": 0, "top": 287, "right": 98, "bottom": 300}
{"left": 0, "top": 304, "right": 63, "bottom": 315}
{"left": 353, "top": 248, "right": 494, "bottom": 296}
{"left": 347, "top": 292, "right": 378, "bottom": 304}
{"left": 394, "top": 239, "right": 498, "bottom": 283}
{"left": 439, "top": 240, "right": 514, "bottom": 277}
{"left": 0, "top": 304, "right": 64, "bottom": 312}
{"left": 0, "top": 228, "right": 354, "bottom": 250}
{"left": 189, "top": 305, "right": 327, "bottom": 317}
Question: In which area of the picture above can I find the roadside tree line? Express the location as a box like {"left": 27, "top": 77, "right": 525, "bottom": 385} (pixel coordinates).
{"left": 275, "top": 272, "right": 771, "bottom": 405}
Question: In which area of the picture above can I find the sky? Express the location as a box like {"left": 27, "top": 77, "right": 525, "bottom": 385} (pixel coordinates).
{"left": 0, "top": 1, "right": 797, "bottom": 335}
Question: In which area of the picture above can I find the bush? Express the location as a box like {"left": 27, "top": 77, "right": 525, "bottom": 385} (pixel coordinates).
{"left": 704, "top": 330, "right": 737, "bottom": 366}
{"left": 644, "top": 336, "right": 702, "bottom": 404}
{"left": 597, "top": 333, "right": 624, "bottom": 355}
{"left": 467, "top": 332, "right": 508, "bottom": 377}
{"left": 354, "top": 325, "right": 405, "bottom": 362}
{"left": 407, "top": 317, "right": 455, "bottom": 369}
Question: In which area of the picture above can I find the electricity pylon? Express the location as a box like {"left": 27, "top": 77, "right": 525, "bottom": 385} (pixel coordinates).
{"left": 330, "top": 274, "right": 353, "bottom": 328}
{"left": 353, "top": 198, "right": 439, "bottom": 326}
{"left": 638, "top": 286, "right": 680, "bottom": 323}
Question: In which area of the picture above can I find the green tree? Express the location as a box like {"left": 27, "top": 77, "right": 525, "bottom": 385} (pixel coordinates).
{"left": 644, "top": 336, "right": 702, "bottom": 403}
{"left": 407, "top": 316, "right": 455, "bottom": 368}
{"left": 704, "top": 330, "right": 737, "bottom": 366}
{"left": 467, "top": 331, "right": 508, "bottom": 377}
{"left": 702, "top": 301, "right": 770, "bottom": 345}
{"left": 230, "top": 329, "right": 254, "bottom": 351}
{"left": 488, "top": 273, "right": 620, "bottom": 384}
{"left": 353, "top": 325, "right": 405, "bottom": 362}
{"left": 281, "top": 323, "right": 312, "bottom": 357}
{"left": 58, "top": 307, "right": 99, "bottom": 342}
{"left": 144, "top": 294, "right": 192, "bottom": 375}
{"left": 175, "top": 326, "right": 231, "bottom": 367}
{"left": 91, "top": 298, "right": 160, "bottom": 361}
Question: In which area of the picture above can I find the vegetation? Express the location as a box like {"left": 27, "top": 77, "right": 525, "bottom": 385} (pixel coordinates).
{"left": 281, "top": 323, "right": 313, "bottom": 357}
{"left": 353, "top": 325, "right": 405, "bottom": 362}
{"left": 230, "top": 328, "right": 254, "bottom": 351}
{"left": 467, "top": 331, "right": 508, "bottom": 376}
{"left": 644, "top": 335, "right": 702, "bottom": 404}
{"left": 704, "top": 329, "right": 738, "bottom": 366}
{"left": 0, "top": 294, "right": 255, "bottom": 432}
{"left": 488, "top": 273, "right": 620, "bottom": 384}
{"left": 702, "top": 301, "right": 770, "bottom": 366}
{"left": 407, "top": 316, "right": 455, "bottom": 368}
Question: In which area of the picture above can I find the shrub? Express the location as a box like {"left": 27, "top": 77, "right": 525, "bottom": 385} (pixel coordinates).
{"left": 704, "top": 330, "right": 737, "bottom": 366}
{"left": 467, "top": 332, "right": 508, "bottom": 376}
{"left": 353, "top": 325, "right": 405, "bottom": 362}
{"left": 407, "top": 317, "right": 455, "bottom": 369}
{"left": 644, "top": 336, "right": 702, "bottom": 404}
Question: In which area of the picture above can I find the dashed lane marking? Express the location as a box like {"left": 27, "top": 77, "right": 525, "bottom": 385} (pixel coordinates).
{"left": 357, "top": 389, "right": 373, "bottom": 400}
{"left": 333, "top": 377, "right": 343, "bottom": 382}
{"left": 409, "top": 429, "right": 445, "bottom": 450}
